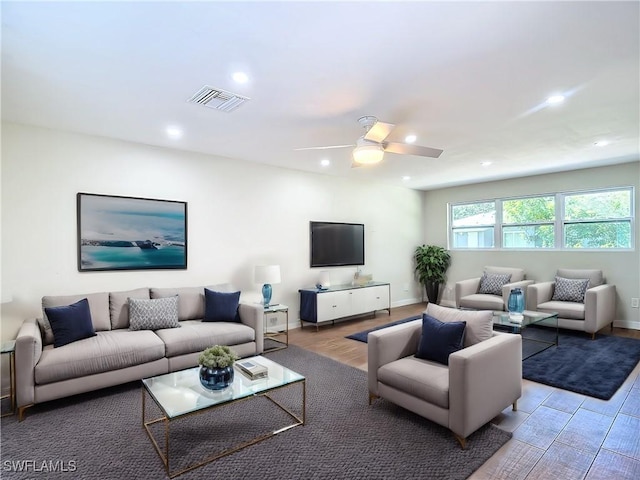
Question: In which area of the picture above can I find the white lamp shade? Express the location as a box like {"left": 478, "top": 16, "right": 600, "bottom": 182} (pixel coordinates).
{"left": 254, "top": 265, "right": 281, "bottom": 284}
{"left": 352, "top": 144, "right": 384, "bottom": 164}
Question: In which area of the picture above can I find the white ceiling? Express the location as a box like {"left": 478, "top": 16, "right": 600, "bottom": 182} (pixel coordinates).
{"left": 2, "top": 1, "right": 639, "bottom": 190}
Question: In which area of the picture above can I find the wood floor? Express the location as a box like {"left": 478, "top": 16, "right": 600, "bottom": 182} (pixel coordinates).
{"left": 288, "top": 303, "right": 640, "bottom": 480}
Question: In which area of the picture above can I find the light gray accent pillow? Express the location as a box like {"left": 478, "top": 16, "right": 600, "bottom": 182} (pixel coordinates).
{"left": 552, "top": 276, "right": 590, "bottom": 303}
{"left": 109, "top": 287, "right": 150, "bottom": 330}
{"left": 129, "top": 296, "right": 180, "bottom": 331}
{"left": 478, "top": 272, "right": 512, "bottom": 295}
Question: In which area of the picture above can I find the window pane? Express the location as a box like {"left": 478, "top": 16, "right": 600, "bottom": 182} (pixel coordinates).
{"left": 452, "top": 202, "right": 495, "bottom": 226}
{"left": 503, "top": 196, "right": 554, "bottom": 224}
{"left": 452, "top": 227, "right": 494, "bottom": 248}
{"left": 565, "top": 190, "right": 631, "bottom": 220}
{"left": 564, "top": 222, "right": 631, "bottom": 248}
{"left": 503, "top": 225, "right": 554, "bottom": 248}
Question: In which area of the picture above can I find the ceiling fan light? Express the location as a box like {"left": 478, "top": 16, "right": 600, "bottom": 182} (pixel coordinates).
{"left": 352, "top": 144, "right": 384, "bottom": 164}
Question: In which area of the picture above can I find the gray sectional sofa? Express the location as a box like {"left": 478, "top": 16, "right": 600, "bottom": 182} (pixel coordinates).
{"left": 14, "top": 284, "right": 263, "bottom": 420}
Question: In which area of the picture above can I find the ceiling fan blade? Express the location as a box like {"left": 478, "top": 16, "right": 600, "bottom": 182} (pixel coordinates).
{"left": 384, "top": 142, "right": 443, "bottom": 158}
{"left": 293, "top": 144, "right": 354, "bottom": 151}
{"left": 364, "top": 121, "right": 395, "bottom": 143}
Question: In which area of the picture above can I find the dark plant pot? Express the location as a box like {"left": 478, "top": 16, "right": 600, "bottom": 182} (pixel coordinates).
{"left": 199, "top": 365, "right": 234, "bottom": 390}
{"left": 425, "top": 282, "right": 440, "bottom": 304}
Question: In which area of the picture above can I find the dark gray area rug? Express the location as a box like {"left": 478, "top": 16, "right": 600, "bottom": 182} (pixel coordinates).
{"left": 522, "top": 330, "right": 640, "bottom": 400}
{"left": 345, "top": 315, "right": 421, "bottom": 342}
{"left": 1, "top": 345, "right": 510, "bottom": 480}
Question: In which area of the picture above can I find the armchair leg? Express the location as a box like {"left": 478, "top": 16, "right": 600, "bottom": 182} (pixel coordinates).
{"left": 368, "top": 393, "right": 379, "bottom": 405}
{"left": 18, "top": 404, "right": 33, "bottom": 422}
{"left": 453, "top": 433, "right": 467, "bottom": 449}
{"left": 591, "top": 332, "right": 596, "bottom": 340}
{"left": 513, "top": 400, "right": 518, "bottom": 412}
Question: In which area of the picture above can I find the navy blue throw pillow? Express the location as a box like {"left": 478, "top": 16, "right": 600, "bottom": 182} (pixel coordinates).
{"left": 45, "top": 298, "right": 97, "bottom": 348}
{"left": 204, "top": 289, "right": 241, "bottom": 322}
{"left": 415, "top": 314, "right": 466, "bottom": 365}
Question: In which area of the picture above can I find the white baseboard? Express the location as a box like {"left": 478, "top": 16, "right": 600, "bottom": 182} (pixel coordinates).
{"left": 391, "top": 298, "right": 422, "bottom": 308}
{"left": 613, "top": 320, "right": 640, "bottom": 331}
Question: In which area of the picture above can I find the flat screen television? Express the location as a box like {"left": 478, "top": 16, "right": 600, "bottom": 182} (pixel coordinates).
{"left": 310, "top": 221, "right": 365, "bottom": 268}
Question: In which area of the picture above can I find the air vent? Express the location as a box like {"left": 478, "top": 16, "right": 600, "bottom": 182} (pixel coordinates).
{"left": 187, "top": 85, "right": 249, "bottom": 113}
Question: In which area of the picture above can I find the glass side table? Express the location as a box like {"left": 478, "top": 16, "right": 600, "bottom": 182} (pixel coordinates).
{"left": 263, "top": 304, "right": 289, "bottom": 352}
{"left": 1, "top": 340, "right": 16, "bottom": 417}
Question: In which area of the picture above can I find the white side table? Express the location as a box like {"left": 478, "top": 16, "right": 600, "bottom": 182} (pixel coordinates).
{"left": 263, "top": 304, "right": 288, "bottom": 352}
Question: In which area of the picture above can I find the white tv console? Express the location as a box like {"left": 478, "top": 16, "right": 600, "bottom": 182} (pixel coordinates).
{"left": 298, "top": 282, "right": 391, "bottom": 330}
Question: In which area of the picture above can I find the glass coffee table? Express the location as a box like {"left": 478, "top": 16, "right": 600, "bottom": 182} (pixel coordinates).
{"left": 142, "top": 355, "right": 305, "bottom": 478}
{"left": 492, "top": 310, "right": 559, "bottom": 360}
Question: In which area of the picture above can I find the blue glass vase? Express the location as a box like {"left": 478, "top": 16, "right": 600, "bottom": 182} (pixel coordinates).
{"left": 508, "top": 288, "right": 524, "bottom": 321}
{"left": 199, "top": 365, "right": 234, "bottom": 390}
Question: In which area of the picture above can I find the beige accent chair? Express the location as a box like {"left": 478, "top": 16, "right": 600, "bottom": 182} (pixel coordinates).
{"left": 455, "top": 266, "right": 534, "bottom": 311}
{"left": 527, "top": 269, "right": 616, "bottom": 339}
{"left": 368, "top": 304, "right": 522, "bottom": 448}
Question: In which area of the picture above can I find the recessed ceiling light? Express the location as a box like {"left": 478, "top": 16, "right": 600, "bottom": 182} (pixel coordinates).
{"left": 166, "top": 126, "right": 183, "bottom": 139}
{"left": 546, "top": 95, "right": 565, "bottom": 105}
{"left": 232, "top": 72, "right": 249, "bottom": 84}
{"left": 594, "top": 140, "right": 610, "bottom": 147}
{"left": 402, "top": 176, "right": 411, "bottom": 181}
{"left": 404, "top": 134, "right": 417, "bottom": 144}
{"left": 480, "top": 161, "right": 492, "bottom": 167}
{"left": 320, "top": 159, "right": 331, "bottom": 167}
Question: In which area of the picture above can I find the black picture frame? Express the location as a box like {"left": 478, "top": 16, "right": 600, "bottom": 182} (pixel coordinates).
{"left": 77, "top": 193, "right": 187, "bottom": 271}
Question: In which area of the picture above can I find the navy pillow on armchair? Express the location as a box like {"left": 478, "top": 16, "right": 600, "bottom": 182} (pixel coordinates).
{"left": 45, "top": 298, "right": 97, "bottom": 347}
{"left": 415, "top": 313, "right": 466, "bottom": 365}
{"left": 204, "top": 289, "right": 241, "bottom": 322}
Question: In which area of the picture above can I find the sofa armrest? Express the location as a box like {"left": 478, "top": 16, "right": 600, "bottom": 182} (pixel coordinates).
{"left": 15, "top": 318, "right": 43, "bottom": 408}
{"left": 238, "top": 303, "right": 264, "bottom": 354}
{"left": 367, "top": 320, "right": 422, "bottom": 395}
{"left": 501, "top": 279, "right": 535, "bottom": 305}
{"left": 455, "top": 278, "right": 481, "bottom": 306}
{"left": 526, "top": 281, "right": 555, "bottom": 310}
{"left": 448, "top": 332, "right": 522, "bottom": 438}
{"left": 584, "top": 284, "right": 616, "bottom": 334}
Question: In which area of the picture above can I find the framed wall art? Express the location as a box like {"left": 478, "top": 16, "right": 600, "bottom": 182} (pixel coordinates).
{"left": 77, "top": 193, "right": 187, "bottom": 271}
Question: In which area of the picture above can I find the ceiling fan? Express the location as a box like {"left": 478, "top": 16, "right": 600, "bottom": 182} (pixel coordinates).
{"left": 295, "top": 116, "right": 443, "bottom": 166}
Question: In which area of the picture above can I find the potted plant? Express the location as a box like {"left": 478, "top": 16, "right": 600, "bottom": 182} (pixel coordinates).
{"left": 198, "top": 345, "right": 239, "bottom": 390}
{"left": 414, "top": 244, "right": 451, "bottom": 304}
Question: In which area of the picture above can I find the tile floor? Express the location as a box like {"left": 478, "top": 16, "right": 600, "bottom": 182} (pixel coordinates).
{"left": 470, "top": 362, "right": 640, "bottom": 479}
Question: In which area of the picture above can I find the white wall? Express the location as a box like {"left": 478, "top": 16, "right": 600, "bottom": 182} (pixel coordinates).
{"left": 0, "top": 123, "right": 425, "bottom": 341}
{"left": 423, "top": 162, "right": 640, "bottom": 329}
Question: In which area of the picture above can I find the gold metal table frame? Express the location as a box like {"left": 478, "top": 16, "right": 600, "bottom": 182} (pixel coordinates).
{"left": 141, "top": 358, "right": 305, "bottom": 478}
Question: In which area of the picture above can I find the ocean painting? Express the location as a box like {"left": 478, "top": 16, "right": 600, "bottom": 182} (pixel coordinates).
{"left": 77, "top": 193, "right": 187, "bottom": 271}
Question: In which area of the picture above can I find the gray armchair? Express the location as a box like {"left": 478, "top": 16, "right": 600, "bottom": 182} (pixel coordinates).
{"left": 455, "top": 266, "right": 534, "bottom": 311}
{"left": 527, "top": 268, "right": 616, "bottom": 339}
{"left": 368, "top": 303, "right": 522, "bottom": 448}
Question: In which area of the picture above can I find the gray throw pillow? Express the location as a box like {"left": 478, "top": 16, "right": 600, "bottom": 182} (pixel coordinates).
{"left": 129, "top": 296, "right": 180, "bottom": 331}
{"left": 478, "top": 272, "right": 512, "bottom": 295}
{"left": 552, "top": 276, "right": 590, "bottom": 303}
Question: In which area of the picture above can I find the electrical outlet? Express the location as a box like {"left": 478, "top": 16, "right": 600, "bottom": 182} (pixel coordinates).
{"left": 632, "top": 298, "right": 639, "bottom": 308}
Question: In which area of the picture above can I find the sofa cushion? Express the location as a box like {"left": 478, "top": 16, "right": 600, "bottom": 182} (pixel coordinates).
{"left": 552, "top": 276, "right": 590, "bottom": 303}
{"left": 129, "top": 296, "right": 180, "bottom": 330}
{"left": 45, "top": 298, "right": 97, "bottom": 348}
{"left": 426, "top": 303, "right": 493, "bottom": 348}
{"left": 478, "top": 272, "right": 512, "bottom": 295}
{"left": 378, "top": 356, "right": 450, "bottom": 409}
{"left": 537, "top": 301, "right": 585, "bottom": 320}
{"left": 155, "top": 320, "right": 255, "bottom": 358}
{"left": 109, "top": 287, "right": 150, "bottom": 329}
{"left": 485, "top": 266, "right": 525, "bottom": 283}
{"left": 40, "top": 292, "right": 110, "bottom": 345}
{"left": 204, "top": 289, "right": 241, "bottom": 322}
{"left": 150, "top": 284, "right": 236, "bottom": 321}
{"left": 416, "top": 314, "right": 466, "bottom": 365}
{"left": 34, "top": 329, "right": 166, "bottom": 385}
{"left": 557, "top": 268, "right": 603, "bottom": 287}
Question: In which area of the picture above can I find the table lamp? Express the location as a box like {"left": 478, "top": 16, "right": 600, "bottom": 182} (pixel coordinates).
{"left": 254, "top": 265, "right": 281, "bottom": 307}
